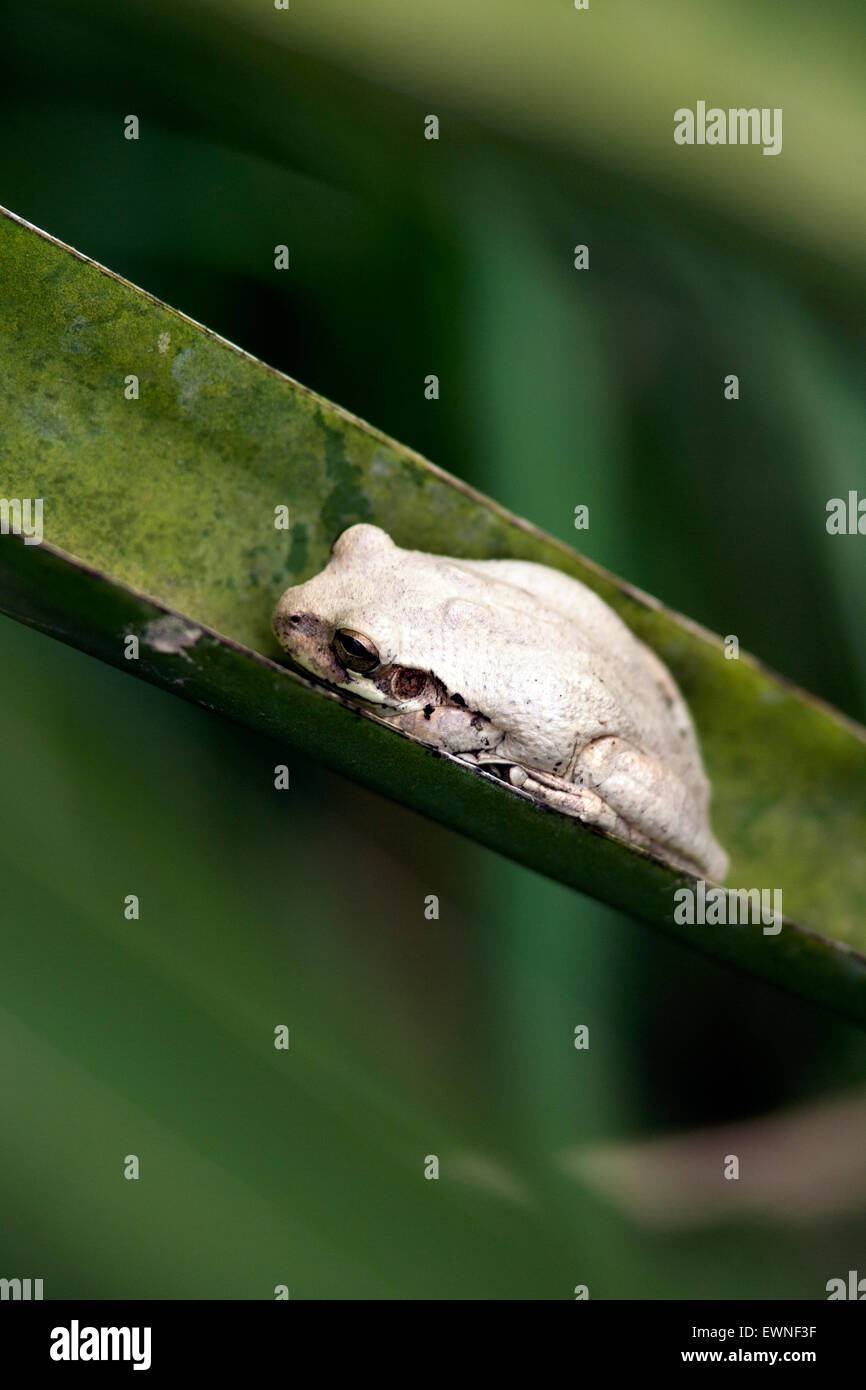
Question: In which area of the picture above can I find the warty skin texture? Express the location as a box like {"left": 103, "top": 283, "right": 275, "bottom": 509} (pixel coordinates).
{"left": 273, "top": 524, "right": 728, "bottom": 880}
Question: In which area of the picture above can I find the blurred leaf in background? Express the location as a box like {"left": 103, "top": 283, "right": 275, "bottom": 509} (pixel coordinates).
{"left": 1, "top": 0, "right": 865, "bottom": 1297}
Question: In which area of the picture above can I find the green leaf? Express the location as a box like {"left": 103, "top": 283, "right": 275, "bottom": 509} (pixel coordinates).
{"left": 2, "top": 204, "right": 865, "bottom": 1022}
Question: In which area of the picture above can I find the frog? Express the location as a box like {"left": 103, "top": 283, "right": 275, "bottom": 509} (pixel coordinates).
{"left": 272, "top": 523, "right": 728, "bottom": 881}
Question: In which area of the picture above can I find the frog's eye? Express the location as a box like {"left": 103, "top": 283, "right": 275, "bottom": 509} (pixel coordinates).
{"left": 333, "top": 628, "right": 380, "bottom": 673}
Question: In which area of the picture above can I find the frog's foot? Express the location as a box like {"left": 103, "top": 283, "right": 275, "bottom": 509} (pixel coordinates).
{"left": 507, "top": 764, "right": 646, "bottom": 846}
{"left": 507, "top": 757, "right": 725, "bottom": 881}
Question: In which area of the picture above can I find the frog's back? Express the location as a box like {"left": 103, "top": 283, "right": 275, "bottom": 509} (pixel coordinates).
{"left": 454, "top": 557, "right": 637, "bottom": 653}
{"left": 446, "top": 554, "right": 706, "bottom": 787}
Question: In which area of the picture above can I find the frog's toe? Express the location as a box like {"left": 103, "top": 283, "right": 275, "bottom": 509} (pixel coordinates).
{"left": 507, "top": 764, "right": 631, "bottom": 837}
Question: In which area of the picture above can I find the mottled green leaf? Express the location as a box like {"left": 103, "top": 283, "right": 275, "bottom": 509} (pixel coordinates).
{"left": 2, "top": 205, "right": 865, "bottom": 1022}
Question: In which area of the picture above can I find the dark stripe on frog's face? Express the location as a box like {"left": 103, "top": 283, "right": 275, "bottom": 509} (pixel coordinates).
{"left": 272, "top": 610, "right": 350, "bottom": 684}
{"left": 274, "top": 608, "right": 456, "bottom": 714}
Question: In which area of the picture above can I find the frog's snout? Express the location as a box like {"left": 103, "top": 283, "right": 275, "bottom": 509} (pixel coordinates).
{"left": 272, "top": 605, "right": 347, "bottom": 687}
{"left": 272, "top": 609, "right": 302, "bottom": 645}
{"left": 272, "top": 591, "right": 308, "bottom": 648}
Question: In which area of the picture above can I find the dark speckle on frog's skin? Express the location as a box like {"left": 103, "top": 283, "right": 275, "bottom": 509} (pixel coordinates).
{"left": 423, "top": 704, "right": 434, "bottom": 720}
{"left": 451, "top": 692, "right": 466, "bottom": 706}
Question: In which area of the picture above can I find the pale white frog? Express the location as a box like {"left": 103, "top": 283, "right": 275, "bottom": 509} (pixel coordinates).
{"left": 273, "top": 524, "right": 727, "bottom": 880}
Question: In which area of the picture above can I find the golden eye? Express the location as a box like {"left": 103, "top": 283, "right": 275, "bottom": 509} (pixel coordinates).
{"left": 333, "top": 628, "right": 380, "bottom": 674}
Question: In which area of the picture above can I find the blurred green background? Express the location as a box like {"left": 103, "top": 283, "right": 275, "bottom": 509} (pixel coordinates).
{"left": 1, "top": 0, "right": 865, "bottom": 1298}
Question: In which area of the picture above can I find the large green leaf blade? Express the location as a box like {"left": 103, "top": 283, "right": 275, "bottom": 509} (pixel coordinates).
{"left": 2, "top": 205, "right": 865, "bottom": 1019}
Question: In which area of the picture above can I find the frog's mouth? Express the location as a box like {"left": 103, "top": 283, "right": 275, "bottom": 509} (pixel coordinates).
{"left": 277, "top": 643, "right": 346, "bottom": 689}
{"left": 274, "top": 636, "right": 385, "bottom": 710}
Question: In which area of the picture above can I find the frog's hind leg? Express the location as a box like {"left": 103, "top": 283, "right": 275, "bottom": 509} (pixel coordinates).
{"left": 573, "top": 736, "right": 727, "bottom": 880}
{"left": 507, "top": 750, "right": 726, "bottom": 881}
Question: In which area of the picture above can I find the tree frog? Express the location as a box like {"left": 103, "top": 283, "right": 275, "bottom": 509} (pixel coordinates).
{"left": 273, "top": 524, "right": 727, "bottom": 881}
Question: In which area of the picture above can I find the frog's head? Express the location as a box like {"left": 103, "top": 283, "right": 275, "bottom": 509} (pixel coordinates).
{"left": 272, "top": 524, "right": 445, "bottom": 709}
